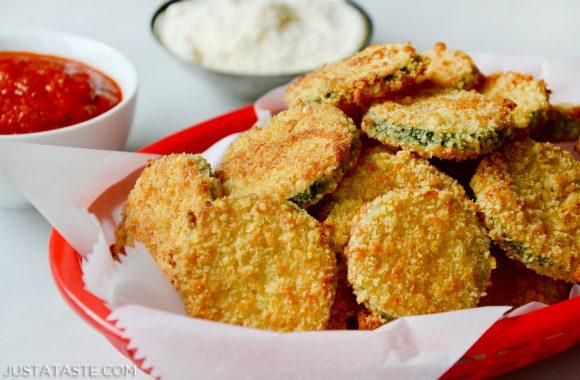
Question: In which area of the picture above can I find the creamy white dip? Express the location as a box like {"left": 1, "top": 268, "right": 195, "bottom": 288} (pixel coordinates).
{"left": 155, "top": 0, "right": 368, "bottom": 75}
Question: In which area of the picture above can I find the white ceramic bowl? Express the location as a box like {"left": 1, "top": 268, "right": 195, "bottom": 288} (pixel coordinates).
{"left": 151, "top": 0, "right": 373, "bottom": 100}
{"left": 0, "top": 30, "right": 138, "bottom": 209}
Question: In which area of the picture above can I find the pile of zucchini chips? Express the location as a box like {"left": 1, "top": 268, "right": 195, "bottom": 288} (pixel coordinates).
{"left": 114, "top": 42, "right": 578, "bottom": 332}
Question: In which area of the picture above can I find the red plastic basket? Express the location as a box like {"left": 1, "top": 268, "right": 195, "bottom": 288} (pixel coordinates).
{"left": 49, "top": 105, "right": 580, "bottom": 379}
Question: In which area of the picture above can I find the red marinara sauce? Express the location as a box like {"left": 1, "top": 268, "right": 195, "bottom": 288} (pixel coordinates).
{"left": 0, "top": 52, "right": 122, "bottom": 135}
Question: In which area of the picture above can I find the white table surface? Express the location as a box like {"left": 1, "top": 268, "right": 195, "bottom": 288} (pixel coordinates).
{"left": 0, "top": 0, "right": 578, "bottom": 379}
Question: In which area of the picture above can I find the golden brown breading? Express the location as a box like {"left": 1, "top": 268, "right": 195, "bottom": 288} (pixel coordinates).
{"left": 362, "top": 88, "right": 515, "bottom": 161}
{"left": 323, "top": 147, "right": 466, "bottom": 251}
{"left": 532, "top": 103, "right": 580, "bottom": 142}
{"left": 479, "top": 71, "right": 550, "bottom": 129}
{"left": 357, "top": 307, "right": 384, "bottom": 330}
{"left": 346, "top": 188, "right": 492, "bottom": 321}
{"left": 471, "top": 139, "right": 580, "bottom": 282}
{"left": 216, "top": 104, "right": 360, "bottom": 208}
{"left": 174, "top": 195, "right": 336, "bottom": 332}
{"left": 327, "top": 255, "right": 359, "bottom": 330}
{"left": 284, "top": 43, "right": 427, "bottom": 110}
{"left": 479, "top": 245, "right": 571, "bottom": 308}
{"left": 423, "top": 42, "right": 482, "bottom": 90}
{"left": 113, "top": 154, "right": 222, "bottom": 281}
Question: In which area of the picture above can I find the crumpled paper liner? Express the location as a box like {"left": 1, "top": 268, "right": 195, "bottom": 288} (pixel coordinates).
{"left": 1, "top": 53, "right": 579, "bottom": 380}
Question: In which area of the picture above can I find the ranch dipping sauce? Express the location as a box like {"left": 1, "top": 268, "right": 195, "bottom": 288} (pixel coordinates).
{"left": 155, "top": 0, "right": 368, "bottom": 75}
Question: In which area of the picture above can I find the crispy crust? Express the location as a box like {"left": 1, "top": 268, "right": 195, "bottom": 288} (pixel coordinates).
{"left": 284, "top": 43, "right": 427, "bottom": 109}
{"left": 479, "top": 245, "right": 571, "bottom": 308}
{"left": 479, "top": 71, "right": 551, "bottom": 129}
{"left": 327, "top": 254, "right": 359, "bottom": 330}
{"left": 532, "top": 103, "right": 580, "bottom": 142}
{"left": 216, "top": 104, "right": 360, "bottom": 207}
{"left": 471, "top": 139, "right": 580, "bottom": 282}
{"left": 346, "top": 188, "right": 492, "bottom": 320}
{"left": 357, "top": 307, "right": 384, "bottom": 330}
{"left": 323, "top": 147, "right": 466, "bottom": 251}
{"left": 174, "top": 195, "right": 336, "bottom": 332}
{"left": 362, "top": 88, "right": 515, "bottom": 160}
{"left": 113, "top": 154, "right": 222, "bottom": 281}
{"left": 423, "top": 42, "right": 482, "bottom": 90}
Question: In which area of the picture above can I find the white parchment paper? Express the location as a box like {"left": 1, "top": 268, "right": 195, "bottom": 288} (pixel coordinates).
{"left": 0, "top": 53, "right": 579, "bottom": 380}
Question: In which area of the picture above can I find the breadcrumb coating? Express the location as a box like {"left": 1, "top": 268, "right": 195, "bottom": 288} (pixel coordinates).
{"left": 113, "top": 154, "right": 222, "bottom": 281}
{"left": 532, "top": 103, "right": 580, "bottom": 142}
{"left": 323, "top": 147, "right": 466, "bottom": 251}
{"left": 327, "top": 255, "right": 359, "bottom": 330}
{"left": 362, "top": 88, "right": 515, "bottom": 160}
{"left": 114, "top": 40, "right": 578, "bottom": 331}
{"left": 346, "top": 188, "right": 492, "bottom": 322}
{"left": 423, "top": 42, "right": 482, "bottom": 90}
{"left": 216, "top": 104, "right": 360, "bottom": 208}
{"left": 174, "top": 195, "right": 336, "bottom": 332}
{"left": 479, "top": 245, "right": 571, "bottom": 308}
{"left": 479, "top": 71, "right": 550, "bottom": 129}
{"left": 357, "top": 307, "right": 383, "bottom": 330}
{"left": 284, "top": 43, "right": 427, "bottom": 109}
{"left": 471, "top": 139, "right": 580, "bottom": 282}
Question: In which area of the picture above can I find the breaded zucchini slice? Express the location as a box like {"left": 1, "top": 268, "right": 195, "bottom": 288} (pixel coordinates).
{"left": 114, "top": 154, "right": 222, "bottom": 281}
{"left": 423, "top": 42, "right": 482, "bottom": 90}
{"left": 174, "top": 195, "right": 336, "bottom": 332}
{"left": 323, "top": 147, "right": 465, "bottom": 251}
{"left": 479, "top": 245, "right": 571, "bottom": 308}
{"left": 479, "top": 71, "right": 550, "bottom": 129}
{"left": 361, "top": 88, "right": 515, "bottom": 161}
{"left": 216, "top": 104, "right": 360, "bottom": 208}
{"left": 471, "top": 139, "right": 580, "bottom": 282}
{"left": 532, "top": 103, "right": 580, "bottom": 142}
{"left": 346, "top": 188, "right": 492, "bottom": 323}
{"left": 284, "top": 43, "right": 427, "bottom": 109}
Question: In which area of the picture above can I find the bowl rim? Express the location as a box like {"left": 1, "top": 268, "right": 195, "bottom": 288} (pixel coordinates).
{"left": 150, "top": 0, "right": 374, "bottom": 78}
{"left": 0, "top": 29, "right": 138, "bottom": 140}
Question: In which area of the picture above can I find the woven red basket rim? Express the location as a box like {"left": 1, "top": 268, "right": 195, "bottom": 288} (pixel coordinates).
{"left": 49, "top": 104, "right": 580, "bottom": 379}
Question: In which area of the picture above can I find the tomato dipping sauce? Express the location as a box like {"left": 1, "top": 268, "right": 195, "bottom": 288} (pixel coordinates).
{"left": 0, "top": 52, "right": 122, "bottom": 135}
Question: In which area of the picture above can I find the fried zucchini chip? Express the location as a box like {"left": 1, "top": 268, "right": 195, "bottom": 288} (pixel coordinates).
{"left": 479, "top": 245, "right": 571, "bottom": 308}
{"left": 479, "top": 71, "right": 550, "bottom": 129}
{"left": 471, "top": 139, "right": 580, "bottom": 282}
{"left": 323, "top": 147, "right": 465, "bottom": 251}
{"left": 423, "top": 42, "right": 482, "bottom": 90}
{"left": 216, "top": 104, "right": 360, "bottom": 208}
{"left": 174, "top": 195, "right": 336, "bottom": 332}
{"left": 346, "top": 188, "right": 492, "bottom": 323}
{"left": 362, "top": 88, "right": 515, "bottom": 161}
{"left": 284, "top": 43, "right": 427, "bottom": 109}
{"left": 532, "top": 103, "right": 580, "bottom": 142}
{"left": 114, "top": 154, "right": 222, "bottom": 281}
